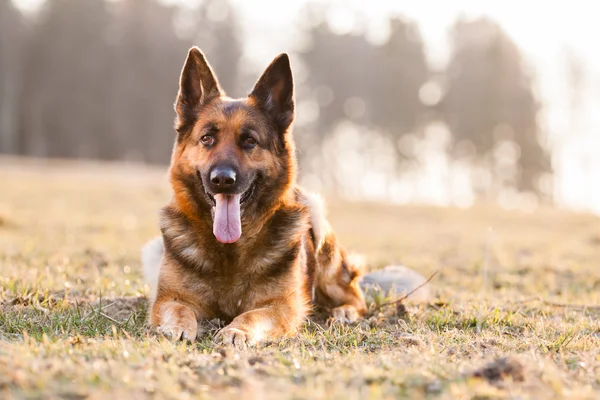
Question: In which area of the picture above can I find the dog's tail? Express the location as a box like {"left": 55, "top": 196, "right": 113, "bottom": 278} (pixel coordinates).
{"left": 141, "top": 236, "right": 164, "bottom": 301}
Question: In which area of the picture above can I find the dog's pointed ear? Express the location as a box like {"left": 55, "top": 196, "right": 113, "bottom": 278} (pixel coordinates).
{"left": 250, "top": 53, "right": 295, "bottom": 133}
{"left": 175, "top": 47, "right": 222, "bottom": 133}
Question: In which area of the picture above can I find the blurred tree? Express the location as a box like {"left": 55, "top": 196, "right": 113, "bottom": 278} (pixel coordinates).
{"left": 440, "top": 17, "right": 551, "bottom": 195}
{"left": 8, "top": 0, "right": 241, "bottom": 164}
{"left": 300, "top": 22, "right": 372, "bottom": 137}
{"left": 370, "top": 18, "right": 430, "bottom": 156}
{"left": 300, "top": 13, "right": 429, "bottom": 169}
{"left": 109, "top": 0, "right": 192, "bottom": 163}
{"left": 19, "top": 0, "right": 113, "bottom": 159}
{"left": 110, "top": 0, "right": 242, "bottom": 163}
{"left": 0, "top": 0, "right": 28, "bottom": 153}
{"left": 191, "top": 0, "right": 242, "bottom": 96}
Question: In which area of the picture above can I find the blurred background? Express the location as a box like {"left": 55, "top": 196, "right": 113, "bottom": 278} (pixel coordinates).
{"left": 1, "top": 0, "right": 599, "bottom": 214}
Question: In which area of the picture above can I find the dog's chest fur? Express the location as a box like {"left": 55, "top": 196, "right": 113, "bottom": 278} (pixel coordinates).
{"left": 160, "top": 203, "right": 312, "bottom": 320}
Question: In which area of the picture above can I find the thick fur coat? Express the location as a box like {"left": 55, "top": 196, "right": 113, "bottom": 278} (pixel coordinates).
{"left": 142, "top": 48, "right": 366, "bottom": 347}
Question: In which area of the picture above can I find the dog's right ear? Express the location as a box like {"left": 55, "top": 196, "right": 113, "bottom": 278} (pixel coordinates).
{"left": 175, "top": 47, "right": 222, "bottom": 134}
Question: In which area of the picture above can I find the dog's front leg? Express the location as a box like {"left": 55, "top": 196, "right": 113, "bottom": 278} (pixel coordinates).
{"left": 216, "top": 301, "right": 304, "bottom": 349}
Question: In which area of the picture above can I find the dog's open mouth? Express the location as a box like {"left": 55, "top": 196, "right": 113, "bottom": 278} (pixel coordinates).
{"left": 204, "top": 180, "right": 258, "bottom": 244}
{"left": 205, "top": 182, "right": 256, "bottom": 208}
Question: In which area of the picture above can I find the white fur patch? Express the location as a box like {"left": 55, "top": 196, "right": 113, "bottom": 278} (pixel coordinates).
{"left": 250, "top": 318, "right": 273, "bottom": 343}
{"left": 300, "top": 191, "right": 329, "bottom": 252}
{"left": 159, "top": 302, "right": 176, "bottom": 327}
{"left": 345, "top": 252, "right": 365, "bottom": 273}
{"left": 180, "top": 246, "right": 201, "bottom": 262}
{"left": 141, "top": 236, "right": 164, "bottom": 301}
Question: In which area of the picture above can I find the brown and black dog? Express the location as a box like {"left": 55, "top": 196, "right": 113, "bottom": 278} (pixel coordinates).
{"left": 142, "top": 47, "right": 366, "bottom": 348}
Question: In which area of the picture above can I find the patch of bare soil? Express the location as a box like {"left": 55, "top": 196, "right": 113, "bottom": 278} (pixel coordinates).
{"left": 88, "top": 297, "right": 147, "bottom": 321}
{"left": 471, "top": 356, "right": 526, "bottom": 384}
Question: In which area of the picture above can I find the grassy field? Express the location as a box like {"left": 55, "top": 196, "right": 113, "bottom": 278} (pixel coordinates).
{"left": 1, "top": 157, "right": 600, "bottom": 399}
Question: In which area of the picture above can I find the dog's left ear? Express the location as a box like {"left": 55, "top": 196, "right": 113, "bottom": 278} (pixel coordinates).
{"left": 250, "top": 53, "right": 295, "bottom": 133}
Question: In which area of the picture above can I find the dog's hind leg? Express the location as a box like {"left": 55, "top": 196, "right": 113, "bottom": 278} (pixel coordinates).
{"left": 298, "top": 190, "right": 367, "bottom": 322}
{"left": 313, "top": 231, "right": 367, "bottom": 322}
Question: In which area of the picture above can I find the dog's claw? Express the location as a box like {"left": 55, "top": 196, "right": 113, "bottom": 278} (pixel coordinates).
{"left": 331, "top": 305, "right": 360, "bottom": 324}
{"left": 216, "top": 327, "right": 256, "bottom": 349}
{"left": 157, "top": 322, "right": 197, "bottom": 342}
{"left": 157, "top": 325, "right": 182, "bottom": 341}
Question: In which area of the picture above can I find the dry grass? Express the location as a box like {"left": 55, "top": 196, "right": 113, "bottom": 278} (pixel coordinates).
{"left": 1, "top": 156, "right": 600, "bottom": 399}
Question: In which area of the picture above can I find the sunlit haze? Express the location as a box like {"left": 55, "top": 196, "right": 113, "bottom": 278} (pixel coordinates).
{"left": 12, "top": 0, "right": 600, "bottom": 213}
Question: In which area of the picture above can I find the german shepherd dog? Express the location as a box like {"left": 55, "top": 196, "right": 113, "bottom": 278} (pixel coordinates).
{"left": 142, "top": 47, "right": 366, "bottom": 348}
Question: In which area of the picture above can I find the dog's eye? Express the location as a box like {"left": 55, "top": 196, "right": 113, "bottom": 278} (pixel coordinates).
{"left": 242, "top": 136, "right": 258, "bottom": 149}
{"left": 200, "top": 135, "right": 215, "bottom": 146}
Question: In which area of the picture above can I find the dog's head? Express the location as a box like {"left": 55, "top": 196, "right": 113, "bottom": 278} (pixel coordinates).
{"left": 169, "top": 47, "right": 296, "bottom": 244}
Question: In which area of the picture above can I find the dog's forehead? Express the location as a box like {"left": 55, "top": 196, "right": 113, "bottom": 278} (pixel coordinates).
{"left": 221, "top": 99, "right": 251, "bottom": 116}
{"left": 196, "top": 98, "right": 262, "bottom": 133}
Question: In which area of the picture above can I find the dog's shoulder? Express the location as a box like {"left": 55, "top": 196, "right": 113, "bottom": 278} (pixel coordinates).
{"left": 258, "top": 193, "right": 311, "bottom": 247}
{"left": 159, "top": 203, "right": 193, "bottom": 246}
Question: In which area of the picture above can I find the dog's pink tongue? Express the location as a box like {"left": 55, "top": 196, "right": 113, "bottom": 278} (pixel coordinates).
{"left": 213, "top": 193, "right": 242, "bottom": 243}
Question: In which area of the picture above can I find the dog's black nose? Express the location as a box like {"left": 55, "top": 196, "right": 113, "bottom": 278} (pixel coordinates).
{"left": 210, "top": 166, "right": 236, "bottom": 189}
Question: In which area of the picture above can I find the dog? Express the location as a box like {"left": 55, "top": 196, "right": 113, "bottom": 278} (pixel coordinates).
{"left": 141, "top": 47, "right": 367, "bottom": 348}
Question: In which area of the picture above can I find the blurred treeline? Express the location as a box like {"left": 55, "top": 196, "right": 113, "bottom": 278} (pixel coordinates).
{"left": 0, "top": 0, "right": 550, "bottom": 200}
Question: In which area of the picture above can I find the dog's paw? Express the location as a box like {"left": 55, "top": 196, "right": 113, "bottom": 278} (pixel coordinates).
{"left": 216, "top": 326, "right": 256, "bottom": 349}
{"left": 331, "top": 305, "right": 360, "bottom": 324}
{"left": 156, "top": 306, "right": 198, "bottom": 342}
